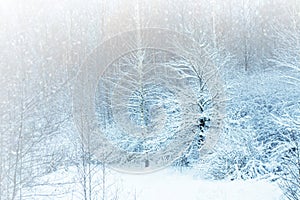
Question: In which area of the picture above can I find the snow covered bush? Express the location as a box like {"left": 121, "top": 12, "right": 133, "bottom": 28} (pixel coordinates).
{"left": 195, "top": 66, "right": 299, "bottom": 182}
{"left": 269, "top": 10, "right": 300, "bottom": 198}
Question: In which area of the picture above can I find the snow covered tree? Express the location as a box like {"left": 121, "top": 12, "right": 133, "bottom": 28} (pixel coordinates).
{"left": 269, "top": 4, "right": 300, "bottom": 197}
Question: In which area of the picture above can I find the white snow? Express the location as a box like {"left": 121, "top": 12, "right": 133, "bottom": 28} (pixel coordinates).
{"left": 24, "top": 167, "right": 283, "bottom": 200}
{"left": 119, "top": 169, "right": 283, "bottom": 200}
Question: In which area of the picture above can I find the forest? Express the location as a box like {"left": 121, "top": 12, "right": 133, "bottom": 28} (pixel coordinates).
{"left": 0, "top": 0, "right": 299, "bottom": 199}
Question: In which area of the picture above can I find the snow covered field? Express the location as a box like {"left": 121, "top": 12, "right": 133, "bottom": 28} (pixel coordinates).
{"left": 24, "top": 167, "right": 283, "bottom": 200}
{"left": 120, "top": 170, "right": 283, "bottom": 200}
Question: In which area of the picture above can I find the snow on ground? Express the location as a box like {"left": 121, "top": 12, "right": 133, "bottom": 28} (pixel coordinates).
{"left": 24, "top": 167, "right": 283, "bottom": 200}
{"left": 120, "top": 169, "right": 283, "bottom": 200}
